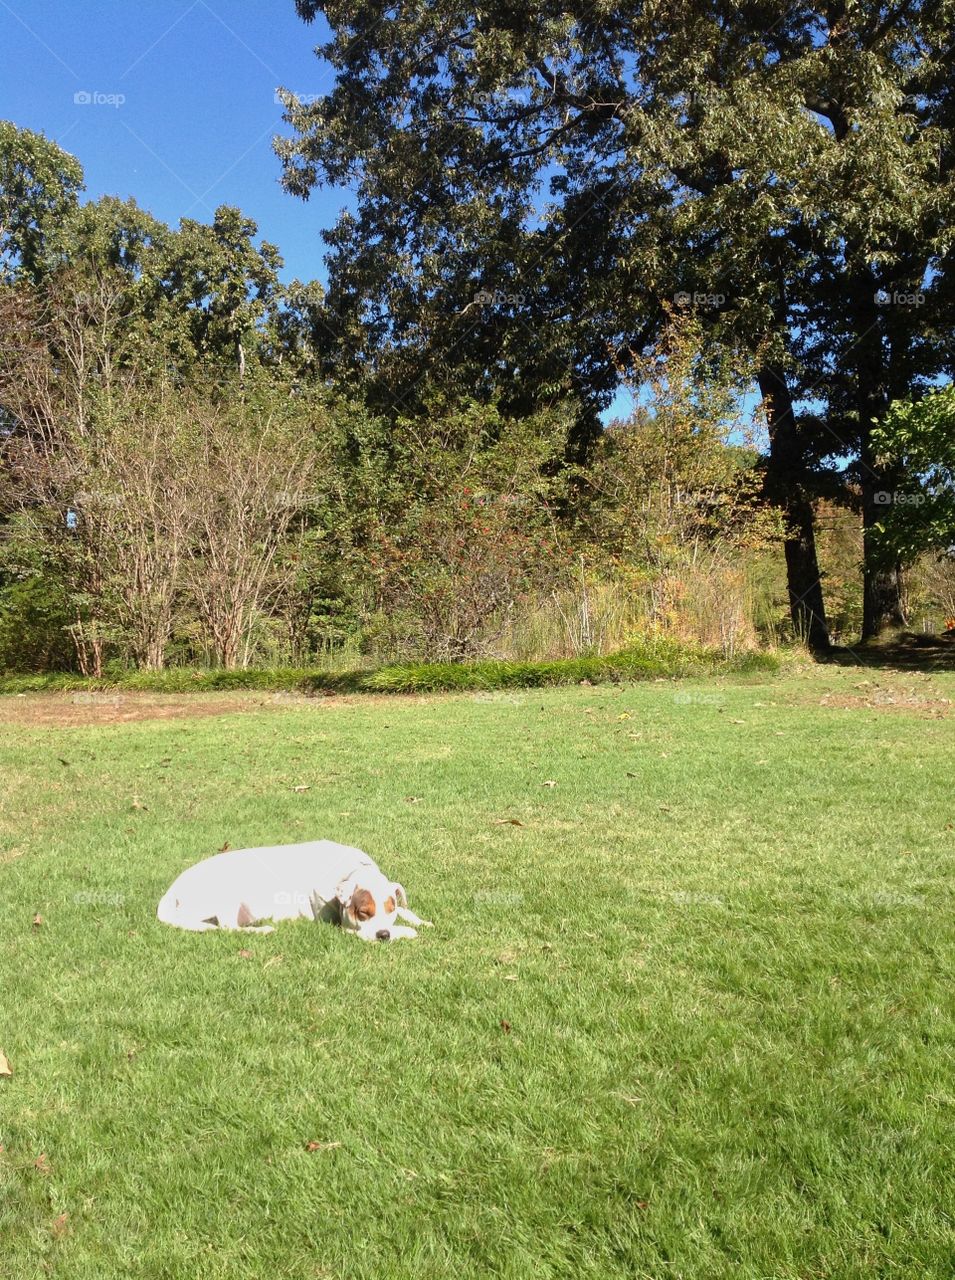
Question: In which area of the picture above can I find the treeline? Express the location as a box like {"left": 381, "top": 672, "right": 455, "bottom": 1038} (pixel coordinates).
{"left": 3, "top": 29, "right": 955, "bottom": 678}
{"left": 0, "top": 125, "right": 789, "bottom": 673}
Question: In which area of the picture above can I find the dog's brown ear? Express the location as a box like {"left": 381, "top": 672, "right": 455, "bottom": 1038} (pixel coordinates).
{"left": 392, "top": 882, "right": 408, "bottom": 908}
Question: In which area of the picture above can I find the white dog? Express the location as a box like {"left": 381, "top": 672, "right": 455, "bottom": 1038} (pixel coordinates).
{"left": 157, "top": 839, "right": 431, "bottom": 941}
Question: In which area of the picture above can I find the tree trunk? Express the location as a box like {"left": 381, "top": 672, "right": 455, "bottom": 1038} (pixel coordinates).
{"left": 859, "top": 444, "right": 906, "bottom": 640}
{"left": 757, "top": 365, "right": 830, "bottom": 653}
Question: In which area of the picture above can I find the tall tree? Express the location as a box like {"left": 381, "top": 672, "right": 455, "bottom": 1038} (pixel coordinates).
{"left": 278, "top": 0, "right": 955, "bottom": 648}
{"left": 0, "top": 122, "right": 83, "bottom": 283}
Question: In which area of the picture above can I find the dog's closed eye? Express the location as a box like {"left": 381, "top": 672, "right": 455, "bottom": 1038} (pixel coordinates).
{"left": 352, "top": 888, "right": 376, "bottom": 921}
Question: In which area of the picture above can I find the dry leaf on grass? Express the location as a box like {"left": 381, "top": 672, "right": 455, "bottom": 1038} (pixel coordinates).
{"left": 541, "top": 780, "right": 558, "bottom": 788}
{"left": 493, "top": 818, "right": 524, "bottom": 827}
{"left": 291, "top": 785, "right": 310, "bottom": 793}
{"left": 0, "top": 1049, "right": 12, "bottom": 1077}
{"left": 500, "top": 1020, "right": 512, "bottom": 1033}
{"left": 51, "top": 1212, "right": 69, "bottom": 1237}
{"left": 218, "top": 841, "right": 231, "bottom": 852}
{"left": 32, "top": 914, "right": 43, "bottom": 928}
{"left": 305, "top": 1140, "right": 342, "bottom": 1152}
{"left": 34, "top": 1153, "right": 51, "bottom": 1174}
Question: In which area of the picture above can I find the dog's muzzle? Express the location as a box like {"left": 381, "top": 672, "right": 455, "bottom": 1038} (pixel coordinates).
{"left": 375, "top": 929, "right": 391, "bottom": 942}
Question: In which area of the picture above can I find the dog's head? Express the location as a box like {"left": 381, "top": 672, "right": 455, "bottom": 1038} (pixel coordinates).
{"left": 336, "top": 872, "right": 407, "bottom": 941}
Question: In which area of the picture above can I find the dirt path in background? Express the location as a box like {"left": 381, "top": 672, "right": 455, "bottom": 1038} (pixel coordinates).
{"left": 0, "top": 691, "right": 349, "bottom": 728}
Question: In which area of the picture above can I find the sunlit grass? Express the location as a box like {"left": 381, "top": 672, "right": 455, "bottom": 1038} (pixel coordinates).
{"left": 1, "top": 665, "right": 953, "bottom": 1278}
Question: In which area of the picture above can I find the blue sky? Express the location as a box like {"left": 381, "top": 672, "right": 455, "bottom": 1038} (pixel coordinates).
{"left": 0, "top": 0, "right": 636, "bottom": 417}
{"left": 0, "top": 0, "right": 344, "bottom": 281}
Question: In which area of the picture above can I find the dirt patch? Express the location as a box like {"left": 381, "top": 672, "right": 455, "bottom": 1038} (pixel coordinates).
{"left": 817, "top": 681, "right": 951, "bottom": 718}
{"left": 0, "top": 688, "right": 457, "bottom": 728}
{"left": 0, "top": 691, "right": 331, "bottom": 728}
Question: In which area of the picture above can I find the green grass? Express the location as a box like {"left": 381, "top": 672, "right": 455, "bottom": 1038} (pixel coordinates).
{"left": 0, "top": 638, "right": 778, "bottom": 696}
{"left": 1, "top": 665, "right": 953, "bottom": 1278}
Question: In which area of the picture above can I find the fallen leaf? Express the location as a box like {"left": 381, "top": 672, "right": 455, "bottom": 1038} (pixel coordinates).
{"left": 0, "top": 1049, "right": 12, "bottom": 1077}
{"left": 291, "top": 785, "right": 310, "bottom": 793}
{"left": 32, "top": 913, "right": 43, "bottom": 928}
{"left": 305, "top": 1140, "right": 342, "bottom": 1152}
{"left": 502, "top": 974, "right": 518, "bottom": 981}
{"left": 730, "top": 719, "right": 746, "bottom": 725}
{"left": 51, "top": 1212, "right": 69, "bottom": 1237}
{"left": 238, "top": 949, "right": 253, "bottom": 959}
{"left": 493, "top": 817, "right": 524, "bottom": 826}
{"left": 264, "top": 954, "right": 284, "bottom": 968}
{"left": 218, "top": 841, "right": 231, "bottom": 852}
{"left": 34, "top": 1153, "right": 51, "bottom": 1174}
{"left": 635, "top": 1200, "right": 649, "bottom": 1210}
{"left": 500, "top": 1020, "right": 512, "bottom": 1033}
{"left": 404, "top": 796, "right": 422, "bottom": 804}
{"left": 57, "top": 758, "right": 71, "bottom": 767}
{"left": 131, "top": 796, "right": 147, "bottom": 811}
{"left": 541, "top": 780, "right": 557, "bottom": 788}
{"left": 626, "top": 771, "right": 638, "bottom": 778}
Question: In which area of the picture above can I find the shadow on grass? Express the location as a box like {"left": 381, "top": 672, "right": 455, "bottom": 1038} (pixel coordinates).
{"left": 821, "top": 631, "right": 955, "bottom": 673}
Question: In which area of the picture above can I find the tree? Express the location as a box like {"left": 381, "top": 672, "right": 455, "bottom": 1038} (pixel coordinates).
{"left": 870, "top": 384, "right": 955, "bottom": 565}
{"left": 0, "top": 122, "right": 83, "bottom": 282}
{"left": 278, "top": 0, "right": 955, "bottom": 649}
{"left": 158, "top": 205, "right": 283, "bottom": 382}
{"left": 180, "top": 393, "right": 322, "bottom": 668}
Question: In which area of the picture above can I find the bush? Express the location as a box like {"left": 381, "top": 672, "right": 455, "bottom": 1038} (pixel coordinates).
{"left": 0, "top": 642, "right": 778, "bottom": 696}
{"left": 0, "top": 576, "right": 77, "bottom": 672}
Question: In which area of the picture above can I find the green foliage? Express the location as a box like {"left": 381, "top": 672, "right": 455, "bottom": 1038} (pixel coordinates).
{"left": 0, "top": 121, "right": 83, "bottom": 281}
{"left": 871, "top": 385, "right": 955, "bottom": 562}
{"left": 0, "top": 575, "right": 76, "bottom": 672}
{"left": 279, "top": 0, "right": 955, "bottom": 637}
{"left": 0, "top": 640, "right": 777, "bottom": 695}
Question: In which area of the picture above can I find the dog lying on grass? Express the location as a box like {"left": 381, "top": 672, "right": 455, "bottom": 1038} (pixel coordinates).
{"left": 157, "top": 840, "right": 431, "bottom": 941}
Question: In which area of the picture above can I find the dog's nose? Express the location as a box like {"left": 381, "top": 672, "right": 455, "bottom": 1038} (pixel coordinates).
{"left": 375, "top": 929, "right": 391, "bottom": 942}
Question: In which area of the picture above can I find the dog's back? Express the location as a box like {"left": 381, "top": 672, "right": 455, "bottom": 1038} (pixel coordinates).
{"left": 157, "top": 839, "right": 373, "bottom": 930}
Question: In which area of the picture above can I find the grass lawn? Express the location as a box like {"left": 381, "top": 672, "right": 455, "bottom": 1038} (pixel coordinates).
{"left": 1, "top": 664, "right": 953, "bottom": 1279}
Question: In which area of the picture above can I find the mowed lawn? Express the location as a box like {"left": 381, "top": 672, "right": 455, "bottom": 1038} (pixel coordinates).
{"left": 1, "top": 666, "right": 953, "bottom": 1280}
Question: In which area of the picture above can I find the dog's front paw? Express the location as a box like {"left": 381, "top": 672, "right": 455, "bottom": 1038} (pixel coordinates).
{"left": 389, "top": 924, "right": 418, "bottom": 941}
